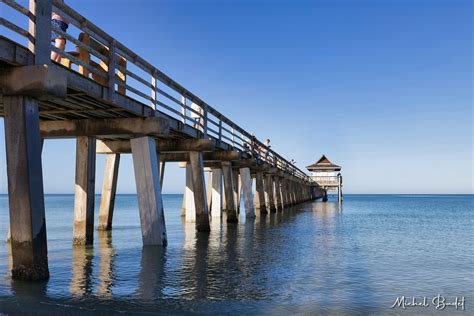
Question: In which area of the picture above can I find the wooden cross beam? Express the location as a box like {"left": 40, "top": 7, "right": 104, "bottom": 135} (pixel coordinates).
{"left": 161, "top": 151, "right": 241, "bottom": 162}
{"left": 180, "top": 159, "right": 258, "bottom": 170}
{"left": 96, "top": 139, "right": 215, "bottom": 153}
{"left": 40, "top": 117, "right": 169, "bottom": 138}
{"left": 0, "top": 64, "right": 67, "bottom": 98}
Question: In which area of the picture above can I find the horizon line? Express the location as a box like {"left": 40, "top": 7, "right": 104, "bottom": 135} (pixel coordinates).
{"left": 0, "top": 193, "right": 471, "bottom": 196}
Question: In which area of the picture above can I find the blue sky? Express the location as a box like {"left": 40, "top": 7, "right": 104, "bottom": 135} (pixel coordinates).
{"left": 0, "top": 0, "right": 472, "bottom": 194}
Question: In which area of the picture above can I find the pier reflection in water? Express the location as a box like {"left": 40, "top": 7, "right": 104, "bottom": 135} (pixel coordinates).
{"left": 1, "top": 195, "right": 472, "bottom": 314}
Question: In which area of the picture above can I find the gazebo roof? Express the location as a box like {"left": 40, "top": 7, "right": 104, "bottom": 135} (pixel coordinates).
{"left": 306, "top": 155, "right": 341, "bottom": 171}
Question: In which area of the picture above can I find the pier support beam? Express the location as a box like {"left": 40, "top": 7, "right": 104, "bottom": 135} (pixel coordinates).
{"left": 73, "top": 136, "right": 97, "bottom": 245}
{"left": 290, "top": 181, "right": 296, "bottom": 205}
{"left": 131, "top": 137, "right": 167, "bottom": 246}
{"left": 265, "top": 175, "right": 277, "bottom": 213}
{"left": 274, "top": 177, "right": 284, "bottom": 211}
{"left": 98, "top": 154, "right": 120, "bottom": 231}
{"left": 181, "top": 184, "right": 186, "bottom": 217}
{"left": 280, "top": 178, "right": 288, "bottom": 208}
{"left": 240, "top": 167, "right": 255, "bottom": 218}
{"left": 233, "top": 169, "right": 241, "bottom": 214}
{"left": 206, "top": 171, "right": 213, "bottom": 211}
{"left": 254, "top": 172, "right": 267, "bottom": 215}
{"left": 160, "top": 162, "right": 166, "bottom": 189}
{"left": 189, "top": 152, "right": 211, "bottom": 232}
{"left": 222, "top": 162, "right": 238, "bottom": 223}
{"left": 210, "top": 168, "right": 223, "bottom": 218}
{"left": 184, "top": 164, "right": 195, "bottom": 222}
{"left": 322, "top": 189, "right": 328, "bottom": 202}
{"left": 4, "top": 96, "right": 49, "bottom": 280}
{"left": 338, "top": 176, "right": 343, "bottom": 203}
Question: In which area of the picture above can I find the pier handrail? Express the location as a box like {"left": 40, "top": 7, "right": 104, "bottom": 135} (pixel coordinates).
{"left": 0, "top": 0, "right": 312, "bottom": 182}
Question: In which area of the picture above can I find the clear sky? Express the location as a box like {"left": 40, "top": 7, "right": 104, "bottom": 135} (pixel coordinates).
{"left": 0, "top": 0, "right": 472, "bottom": 194}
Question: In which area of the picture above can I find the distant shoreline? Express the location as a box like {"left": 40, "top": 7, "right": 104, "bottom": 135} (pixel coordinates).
{"left": 0, "top": 193, "right": 471, "bottom": 196}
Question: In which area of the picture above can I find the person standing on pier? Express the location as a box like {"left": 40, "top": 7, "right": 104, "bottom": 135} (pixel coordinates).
{"left": 50, "top": 3, "right": 69, "bottom": 63}
{"left": 264, "top": 138, "right": 271, "bottom": 159}
{"left": 190, "top": 102, "right": 203, "bottom": 131}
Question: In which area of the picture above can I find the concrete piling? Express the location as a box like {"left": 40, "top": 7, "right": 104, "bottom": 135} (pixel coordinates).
{"left": 4, "top": 96, "right": 49, "bottom": 280}
{"left": 189, "top": 152, "right": 211, "bottom": 232}
{"left": 184, "top": 163, "right": 196, "bottom": 222}
{"left": 98, "top": 153, "right": 120, "bottom": 231}
{"left": 131, "top": 137, "right": 167, "bottom": 246}
{"left": 210, "top": 168, "right": 223, "bottom": 218}
{"left": 73, "top": 136, "right": 97, "bottom": 245}
{"left": 222, "top": 162, "right": 238, "bottom": 223}
{"left": 240, "top": 167, "right": 255, "bottom": 218}
{"left": 254, "top": 172, "right": 267, "bottom": 215}
{"left": 264, "top": 175, "right": 277, "bottom": 213}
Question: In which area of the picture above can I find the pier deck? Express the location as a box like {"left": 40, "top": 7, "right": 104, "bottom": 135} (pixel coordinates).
{"left": 0, "top": 0, "right": 323, "bottom": 280}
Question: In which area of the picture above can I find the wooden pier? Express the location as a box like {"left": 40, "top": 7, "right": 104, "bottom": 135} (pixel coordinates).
{"left": 0, "top": 0, "right": 324, "bottom": 280}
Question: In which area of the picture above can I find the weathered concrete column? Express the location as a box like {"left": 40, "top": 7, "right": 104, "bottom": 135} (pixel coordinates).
{"left": 222, "top": 162, "right": 238, "bottom": 223}
{"left": 300, "top": 183, "right": 304, "bottom": 202}
{"left": 291, "top": 181, "right": 296, "bottom": 204}
{"left": 6, "top": 138, "right": 44, "bottom": 243}
{"left": 279, "top": 178, "right": 285, "bottom": 208}
{"left": 274, "top": 177, "right": 283, "bottom": 211}
{"left": 291, "top": 181, "right": 297, "bottom": 204}
{"left": 4, "top": 96, "right": 49, "bottom": 280}
{"left": 287, "top": 180, "right": 293, "bottom": 205}
{"left": 264, "top": 175, "right": 277, "bottom": 213}
{"left": 98, "top": 153, "right": 120, "bottom": 231}
{"left": 206, "top": 171, "right": 213, "bottom": 211}
{"left": 221, "top": 175, "right": 226, "bottom": 211}
{"left": 73, "top": 136, "right": 97, "bottom": 245}
{"left": 210, "top": 168, "right": 222, "bottom": 218}
{"left": 240, "top": 167, "right": 255, "bottom": 218}
{"left": 184, "top": 164, "right": 195, "bottom": 222}
{"left": 189, "top": 151, "right": 211, "bottom": 232}
{"left": 286, "top": 179, "right": 293, "bottom": 206}
{"left": 291, "top": 181, "right": 297, "bottom": 205}
{"left": 181, "top": 185, "right": 187, "bottom": 216}
{"left": 338, "top": 176, "right": 343, "bottom": 202}
{"left": 131, "top": 137, "right": 167, "bottom": 246}
{"left": 160, "top": 162, "right": 166, "bottom": 189}
{"left": 232, "top": 169, "right": 241, "bottom": 213}
{"left": 280, "top": 178, "right": 288, "bottom": 208}
{"left": 254, "top": 172, "right": 267, "bottom": 214}
{"left": 322, "top": 189, "right": 328, "bottom": 202}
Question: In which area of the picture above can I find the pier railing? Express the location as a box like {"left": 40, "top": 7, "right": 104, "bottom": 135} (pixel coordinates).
{"left": 311, "top": 176, "right": 341, "bottom": 186}
{"left": 0, "top": 0, "right": 311, "bottom": 182}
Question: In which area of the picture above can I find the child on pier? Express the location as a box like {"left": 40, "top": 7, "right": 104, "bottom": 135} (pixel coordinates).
{"left": 50, "top": 7, "right": 69, "bottom": 63}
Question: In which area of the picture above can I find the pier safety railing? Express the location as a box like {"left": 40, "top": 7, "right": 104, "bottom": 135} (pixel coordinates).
{"left": 311, "top": 176, "right": 341, "bottom": 186}
{"left": 0, "top": 0, "right": 311, "bottom": 182}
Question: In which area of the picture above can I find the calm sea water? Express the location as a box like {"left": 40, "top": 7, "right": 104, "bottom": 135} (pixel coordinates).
{"left": 0, "top": 194, "right": 472, "bottom": 315}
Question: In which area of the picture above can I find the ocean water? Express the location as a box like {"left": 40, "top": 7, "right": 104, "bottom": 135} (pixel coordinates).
{"left": 0, "top": 194, "right": 472, "bottom": 315}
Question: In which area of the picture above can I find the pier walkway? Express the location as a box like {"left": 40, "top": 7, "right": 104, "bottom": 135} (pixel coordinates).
{"left": 0, "top": 0, "right": 323, "bottom": 280}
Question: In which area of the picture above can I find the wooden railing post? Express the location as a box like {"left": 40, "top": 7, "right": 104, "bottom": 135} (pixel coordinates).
{"left": 29, "top": 0, "right": 52, "bottom": 65}
{"left": 203, "top": 104, "right": 208, "bottom": 139}
{"left": 231, "top": 126, "right": 235, "bottom": 147}
{"left": 107, "top": 39, "right": 117, "bottom": 101}
{"left": 151, "top": 73, "right": 157, "bottom": 110}
{"left": 218, "top": 120, "right": 223, "bottom": 144}
{"left": 180, "top": 95, "right": 186, "bottom": 125}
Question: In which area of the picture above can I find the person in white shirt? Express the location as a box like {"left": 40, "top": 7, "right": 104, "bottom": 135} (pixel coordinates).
{"left": 190, "top": 102, "right": 203, "bottom": 131}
